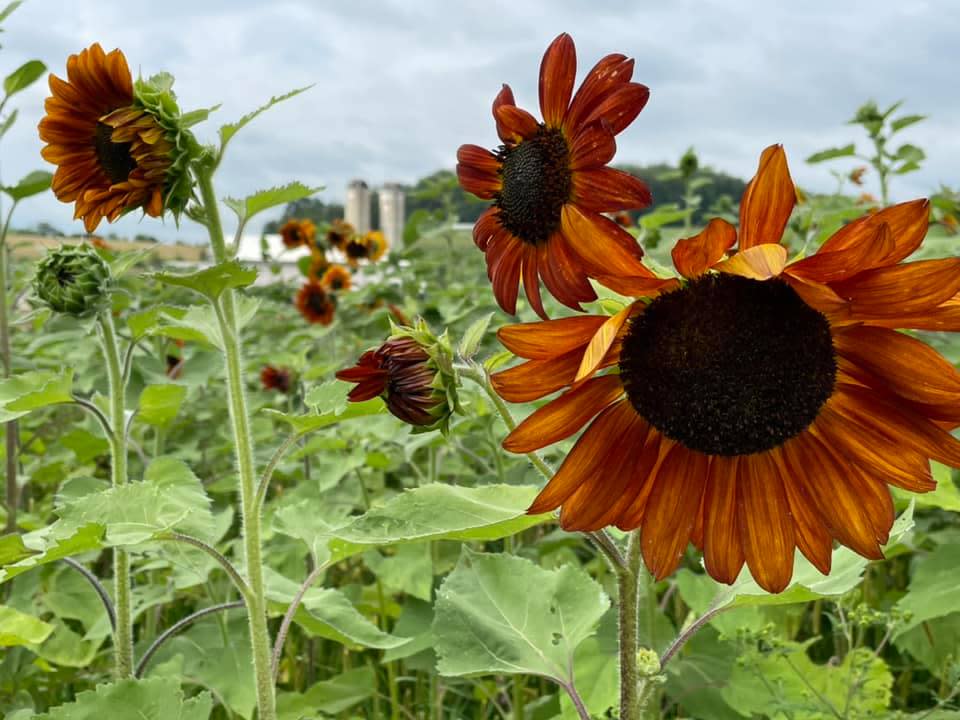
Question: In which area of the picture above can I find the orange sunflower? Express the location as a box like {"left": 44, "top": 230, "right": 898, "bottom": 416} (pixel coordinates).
{"left": 457, "top": 33, "right": 660, "bottom": 318}
{"left": 343, "top": 235, "right": 370, "bottom": 268}
{"left": 294, "top": 281, "right": 336, "bottom": 325}
{"left": 280, "top": 218, "right": 316, "bottom": 249}
{"left": 38, "top": 44, "right": 182, "bottom": 232}
{"left": 325, "top": 219, "right": 355, "bottom": 250}
{"left": 363, "top": 230, "right": 389, "bottom": 261}
{"left": 321, "top": 264, "right": 352, "bottom": 292}
{"left": 493, "top": 144, "right": 960, "bottom": 593}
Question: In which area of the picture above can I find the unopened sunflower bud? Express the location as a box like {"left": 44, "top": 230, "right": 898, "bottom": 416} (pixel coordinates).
{"left": 34, "top": 245, "right": 114, "bottom": 318}
{"left": 336, "top": 318, "right": 460, "bottom": 434}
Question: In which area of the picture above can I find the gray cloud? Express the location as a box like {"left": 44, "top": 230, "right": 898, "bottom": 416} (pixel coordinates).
{"left": 2, "top": 0, "right": 957, "bottom": 242}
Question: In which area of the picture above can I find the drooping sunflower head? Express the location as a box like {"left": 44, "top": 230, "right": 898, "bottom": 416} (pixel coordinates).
{"left": 38, "top": 44, "right": 199, "bottom": 232}
{"left": 280, "top": 218, "right": 316, "bottom": 249}
{"left": 457, "top": 33, "right": 654, "bottom": 318}
{"left": 260, "top": 365, "right": 293, "bottom": 394}
{"left": 363, "top": 230, "right": 388, "bottom": 261}
{"left": 33, "top": 244, "right": 114, "bottom": 318}
{"left": 492, "top": 144, "right": 960, "bottom": 594}
{"left": 325, "top": 219, "right": 355, "bottom": 250}
{"left": 337, "top": 318, "right": 460, "bottom": 433}
{"left": 294, "top": 281, "right": 336, "bottom": 325}
{"left": 321, "top": 264, "right": 352, "bottom": 292}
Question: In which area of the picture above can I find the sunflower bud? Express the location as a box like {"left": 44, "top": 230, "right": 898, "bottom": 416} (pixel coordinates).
{"left": 336, "top": 318, "right": 460, "bottom": 434}
{"left": 33, "top": 245, "right": 114, "bottom": 318}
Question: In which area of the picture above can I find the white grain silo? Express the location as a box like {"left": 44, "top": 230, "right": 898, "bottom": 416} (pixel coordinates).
{"left": 378, "top": 182, "right": 405, "bottom": 250}
{"left": 345, "top": 179, "right": 371, "bottom": 234}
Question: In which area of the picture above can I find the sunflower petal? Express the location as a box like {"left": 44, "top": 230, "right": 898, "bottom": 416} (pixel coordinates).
{"left": 671, "top": 218, "right": 737, "bottom": 278}
{"left": 738, "top": 145, "right": 795, "bottom": 250}
{"left": 539, "top": 233, "right": 598, "bottom": 310}
{"left": 702, "top": 455, "right": 744, "bottom": 585}
{"left": 498, "top": 315, "right": 606, "bottom": 359}
{"left": 572, "top": 167, "right": 652, "bottom": 212}
{"left": 739, "top": 453, "right": 795, "bottom": 593}
{"left": 815, "top": 199, "right": 930, "bottom": 268}
{"left": 582, "top": 82, "right": 650, "bottom": 136}
{"left": 504, "top": 374, "right": 624, "bottom": 453}
{"left": 493, "top": 84, "right": 518, "bottom": 143}
{"left": 561, "top": 204, "right": 650, "bottom": 278}
{"left": 787, "top": 221, "right": 896, "bottom": 283}
{"left": 494, "top": 104, "right": 540, "bottom": 144}
{"left": 490, "top": 350, "right": 583, "bottom": 403}
{"left": 565, "top": 54, "right": 634, "bottom": 132}
{"left": 715, "top": 244, "right": 788, "bottom": 280}
{"left": 569, "top": 120, "right": 617, "bottom": 169}
{"left": 770, "top": 447, "right": 832, "bottom": 575}
{"left": 574, "top": 302, "right": 635, "bottom": 382}
{"left": 833, "top": 258, "right": 960, "bottom": 318}
{"left": 539, "top": 33, "right": 576, "bottom": 128}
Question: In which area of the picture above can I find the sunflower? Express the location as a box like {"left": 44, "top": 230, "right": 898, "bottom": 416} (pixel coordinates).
{"left": 260, "top": 365, "right": 293, "bottom": 393}
{"left": 325, "top": 219, "right": 355, "bottom": 250}
{"left": 336, "top": 320, "right": 460, "bottom": 432}
{"left": 306, "top": 251, "right": 330, "bottom": 282}
{"left": 457, "top": 33, "right": 660, "bottom": 319}
{"left": 294, "top": 281, "right": 336, "bottom": 325}
{"left": 280, "top": 218, "right": 316, "bottom": 249}
{"left": 343, "top": 235, "right": 371, "bottom": 268}
{"left": 493, "top": 144, "right": 960, "bottom": 593}
{"left": 321, "top": 264, "right": 352, "bottom": 292}
{"left": 363, "top": 230, "right": 388, "bottom": 261}
{"left": 38, "top": 44, "right": 189, "bottom": 232}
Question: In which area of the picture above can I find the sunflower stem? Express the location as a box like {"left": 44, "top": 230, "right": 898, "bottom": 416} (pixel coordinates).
{"left": 619, "top": 530, "right": 642, "bottom": 720}
{"left": 196, "top": 167, "right": 277, "bottom": 720}
{"left": 1, "top": 201, "right": 19, "bottom": 535}
{"left": 98, "top": 311, "right": 134, "bottom": 678}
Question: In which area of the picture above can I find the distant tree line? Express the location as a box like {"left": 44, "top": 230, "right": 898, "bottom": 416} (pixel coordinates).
{"left": 262, "top": 163, "right": 746, "bottom": 232}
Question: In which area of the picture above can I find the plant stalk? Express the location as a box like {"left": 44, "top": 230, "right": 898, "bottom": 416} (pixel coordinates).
{"left": 99, "top": 311, "right": 134, "bottom": 677}
{"left": 620, "top": 531, "right": 642, "bottom": 720}
{"left": 1, "top": 202, "right": 18, "bottom": 533}
{"left": 197, "top": 168, "right": 276, "bottom": 720}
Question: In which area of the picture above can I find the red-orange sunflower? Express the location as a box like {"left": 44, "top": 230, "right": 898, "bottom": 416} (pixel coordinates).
{"left": 325, "top": 219, "right": 354, "bottom": 250}
{"left": 260, "top": 365, "right": 293, "bottom": 393}
{"left": 280, "top": 218, "right": 316, "bottom": 249}
{"left": 295, "top": 281, "right": 336, "bottom": 325}
{"left": 38, "top": 44, "right": 190, "bottom": 232}
{"left": 493, "top": 144, "right": 960, "bottom": 593}
{"left": 321, "top": 264, "right": 352, "bottom": 292}
{"left": 457, "top": 33, "right": 659, "bottom": 318}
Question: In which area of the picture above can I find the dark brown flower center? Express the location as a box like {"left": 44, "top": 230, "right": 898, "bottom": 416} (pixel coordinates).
{"left": 495, "top": 125, "right": 571, "bottom": 245}
{"left": 346, "top": 240, "right": 368, "bottom": 259}
{"left": 94, "top": 122, "right": 136, "bottom": 185}
{"left": 308, "top": 288, "right": 333, "bottom": 314}
{"left": 619, "top": 274, "right": 836, "bottom": 456}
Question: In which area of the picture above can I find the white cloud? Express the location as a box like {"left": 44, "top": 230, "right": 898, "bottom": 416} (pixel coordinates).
{"left": 2, "top": 0, "right": 957, "bottom": 241}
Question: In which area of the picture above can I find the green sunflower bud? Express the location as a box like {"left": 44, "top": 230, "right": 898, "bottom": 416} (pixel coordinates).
{"left": 679, "top": 146, "right": 699, "bottom": 179}
{"left": 33, "top": 245, "right": 114, "bottom": 318}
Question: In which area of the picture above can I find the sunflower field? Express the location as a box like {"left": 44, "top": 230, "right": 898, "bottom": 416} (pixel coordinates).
{"left": 2, "top": 6, "right": 960, "bottom": 720}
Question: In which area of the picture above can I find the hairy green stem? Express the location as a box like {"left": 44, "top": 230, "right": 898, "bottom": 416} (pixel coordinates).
{"left": 2, "top": 202, "right": 18, "bottom": 534}
{"left": 618, "top": 532, "right": 642, "bottom": 720}
{"left": 198, "top": 168, "right": 276, "bottom": 720}
{"left": 99, "top": 311, "right": 134, "bottom": 678}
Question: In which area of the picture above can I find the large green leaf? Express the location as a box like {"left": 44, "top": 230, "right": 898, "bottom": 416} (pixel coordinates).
{"left": 137, "top": 384, "right": 187, "bottom": 426}
{"left": 2, "top": 169, "right": 52, "bottom": 200}
{"left": 3, "top": 60, "right": 46, "bottom": 97}
{"left": 894, "top": 542, "right": 960, "bottom": 637}
{"left": 277, "top": 667, "right": 374, "bottom": 718}
{"left": 265, "top": 569, "right": 410, "bottom": 651}
{"left": 721, "top": 644, "right": 892, "bottom": 719}
{"left": 0, "top": 523, "right": 104, "bottom": 584}
{"left": 224, "top": 182, "right": 323, "bottom": 224}
{"left": 263, "top": 397, "right": 386, "bottom": 436}
{"left": 0, "top": 605, "right": 53, "bottom": 647}
{"left": 55, "top": 457, "right": 214, "bottom": 545}
{"left": 31, "top": 677, "right": 212, "bottom": 719}
{"left": 154, "top": 260, "right": 257, "bottom": 300}
{"left": 433, "top": 548, "right": 609, "bottom": 691}
{"left": 0, "top": 369, "right": 74, "bottom": 421}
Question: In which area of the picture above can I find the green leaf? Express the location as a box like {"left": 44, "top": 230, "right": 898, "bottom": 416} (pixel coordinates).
{"left": 55, "top": 456, "right": 214, "bottom": 545}
{"left": 722, "top": 644, "right": 892, "bottom": 719}
{"left": 895, "top": 462, "right": 960, "bottom": 511}
{"left": 558, "top": 612, "right": 620, "bottom": 719}
{"left": 0, "top": 524, "right": 104, "bottom": 584}
{"left": 3, "top": 59, "right": 46, "bottom": 97}
{"left": 0, "top": 369, "right": 74, "bottom": 421}
{"left": 264, "top": 397, "right": 386, "bottom": 435}
{"left": 154, "top": 260, "right": 257, "bottom": 300}
{"left": 32, "top": 677, "right": 212, "bottom": 720}
{"left": 894, "top": 542, "right": 960, "bottom": 637}
{"left": 0, "top": 605, "right": 54, "bottom": 646}
{"left": 0, "top": 533, "right": 33, "bottom": 565}
{"left": 325, "top": 484, "right": 549, "bottom": 561}
{"left": 2, "top": 169, "right": 52, "bottom": 201}
{"left": 0, "top": 1, "right": 23, "bottom": 24}
{"left": 33, "top": 618, "right": 98, "bottom": 667}
{"left": 266, "top": 569, "right": 411, "bottom": 650}
{"left": 224, "top": 182, "right": 323, "bottom": 224}
{"left": 433, "top": 548, "right": 609, "bottom": 688}
{"left": 458, "top": 312, "right": 494, "bottom": 359}
{"left": 218, "top": 86, "right": 312, "bottom": 158}
{"left": 891, "top": 114, "right": 926, "bottom": 132}
{"left": 138, "top": 384, "right": 187, "bottom": 426}
{"left": 152, "top": 297, "right": 260, "bottom": 350}
{"left": 805, "top": 144, "right": 857, "bottom": 163}
{"left": 0, "top": 108, "right": 18, "bottom": 139}
{"left": 277, "top": 667, "right": 375, "bottom": 718}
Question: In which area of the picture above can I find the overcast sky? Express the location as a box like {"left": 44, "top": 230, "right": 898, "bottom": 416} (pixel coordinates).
{"left": 2, "top": 0, "right": 958, "bottom": 242}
